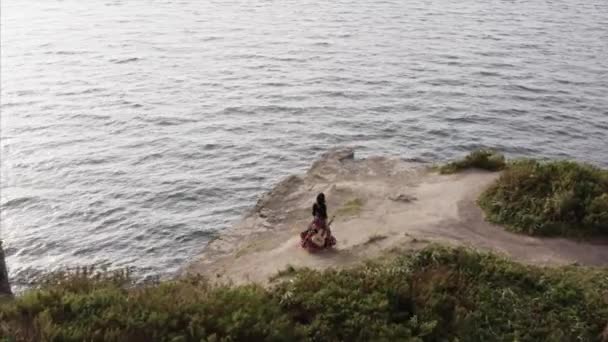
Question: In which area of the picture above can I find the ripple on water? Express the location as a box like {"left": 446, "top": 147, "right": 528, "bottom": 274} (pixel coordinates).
{"left": 109, "top": 57, "right": 141, "bottom": 64}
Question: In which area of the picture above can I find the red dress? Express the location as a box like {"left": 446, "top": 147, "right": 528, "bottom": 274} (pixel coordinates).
{"left": 300, "top": 216, "right": 336, "bottom": 251}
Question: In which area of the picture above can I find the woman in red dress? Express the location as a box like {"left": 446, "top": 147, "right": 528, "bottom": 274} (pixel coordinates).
{"left": 300, "top": 193, "right": 336, "bottom": 250}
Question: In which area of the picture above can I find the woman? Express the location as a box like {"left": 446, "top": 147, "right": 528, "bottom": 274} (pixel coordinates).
{"left": 301, "top": 193, "right": 336, "bottom": 250}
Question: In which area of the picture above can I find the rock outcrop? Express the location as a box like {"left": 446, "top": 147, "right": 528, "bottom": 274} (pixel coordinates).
{"left": 184, "top": 149, "right": 608, "bottom": 285}
{"left": 0, "top": 241, "right": 12, "bottom": 296}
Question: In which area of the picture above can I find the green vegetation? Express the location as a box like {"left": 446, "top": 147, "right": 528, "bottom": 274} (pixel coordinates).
{"left": 335, "top": 198, "right": 364, "bottom": 217}
{"left": 269, "top": 264, "right": 298, "bottom": 282}
{"left": 479, "top": 159, "right": 608, "bottom": 237}
{"left": 439, "top": 149, "right": 506, "bottom": 174}
{"left": 440, "top": 149, "right": 608, "bottom": 237}
{"left": 2, "top": 246, "right": 607, "bottom": 341}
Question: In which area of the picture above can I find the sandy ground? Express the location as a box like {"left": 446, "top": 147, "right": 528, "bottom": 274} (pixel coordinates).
{"left": 183, "top": 148, "right": 608, "bottom": 284}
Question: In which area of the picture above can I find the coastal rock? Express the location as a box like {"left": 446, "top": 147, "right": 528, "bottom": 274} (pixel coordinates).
{"left": 389, "top": 194, "right": 417, "bottom": 203}
{"left": 307, "top": 147, "right": 355, "bottom": 179}
{"left": 184, "top": 149, "right": 608, "bottom": 286}
{"left": 253, "top": 175, "right": 303, "bottom": 214}
{"left": 0, "top": 241, "right": 12, "bottom": 296}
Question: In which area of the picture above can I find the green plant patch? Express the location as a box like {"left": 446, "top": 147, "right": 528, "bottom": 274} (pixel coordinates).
{"left": 269, "top": 264, "right": 298, "bottom": 282}
{"left": 440, "top": 149, "right": 506, "bottom": 174}
{"left": 335, "top": 198, "right": 364, "bottom": 217}
{"left": 479, "top": 159, "right": 608, "bottom": 237}
{"left": 2, "top": 246, "right": 607, "bottom": 341}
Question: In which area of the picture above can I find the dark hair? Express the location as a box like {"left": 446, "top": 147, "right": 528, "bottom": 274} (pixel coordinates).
{"left": 316, "top": 193, "right": 325, "bottom": 204}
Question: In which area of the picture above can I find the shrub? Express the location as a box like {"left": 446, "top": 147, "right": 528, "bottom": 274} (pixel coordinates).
{"left": 0, "top": 273, "right": 300, "bottom": 342}
{"left": 439, "top": 149, "right": 506, "bottom": 174}
{"left": 2, "top": 246, "right": 607, "bottom": 341}
{"left": 479, "top": 159, "right": 608, "bottom": 236}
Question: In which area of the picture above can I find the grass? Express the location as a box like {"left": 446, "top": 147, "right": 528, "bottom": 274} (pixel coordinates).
{"left": 479, "top": 159, "right": 608, "bottom": 237}
{"left": 439, "top": 149, "right": 506, "bottom": 174}
{"left": 1, "top": 245, "right": 607, "bottom": 342}
{"left": 269, "top": 265, "right": 298, "bottom": 282}
{"left": 335, "top": 198, "right": 364, "bottom": 217}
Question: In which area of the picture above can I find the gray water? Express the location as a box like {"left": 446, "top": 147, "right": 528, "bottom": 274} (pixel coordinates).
{"left": 1, "top": 0, "right": 607, "bottom": 286}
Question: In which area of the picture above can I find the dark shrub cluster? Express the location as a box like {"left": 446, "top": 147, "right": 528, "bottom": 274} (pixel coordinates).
{"left": 479, "top": 159, "right": 608, "bottom": 236}
{"left": 439, "top": 149, "right": 506, "bottom": 174}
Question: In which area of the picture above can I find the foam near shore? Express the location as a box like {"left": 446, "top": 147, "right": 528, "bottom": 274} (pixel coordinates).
{"left": 183, "top": 148, "right": 608, "bottom": 284}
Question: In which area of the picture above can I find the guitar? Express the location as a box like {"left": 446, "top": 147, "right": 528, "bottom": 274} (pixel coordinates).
{"left": 310, "top": 215, "right": 335, "bottom": 247}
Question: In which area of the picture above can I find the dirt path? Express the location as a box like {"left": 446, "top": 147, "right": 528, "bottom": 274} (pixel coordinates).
{"left": 183, "top": 148, "right": 608, "bottom": 284}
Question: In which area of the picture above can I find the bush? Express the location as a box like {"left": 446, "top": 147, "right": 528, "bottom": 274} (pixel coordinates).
{"left": 275, "top": 246, "right": 608, "bottom": 341}
{"left": 0, "top": 268, "right": 299, "bottom": 341}
{"left": 479, "top": 159, "right": 608, "bottom": 236}
{"left": 2, "top": 246, "right": 607, "bottom": 341}
{"left": 439, "top": 149, "right": 506, "bottom": 174}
